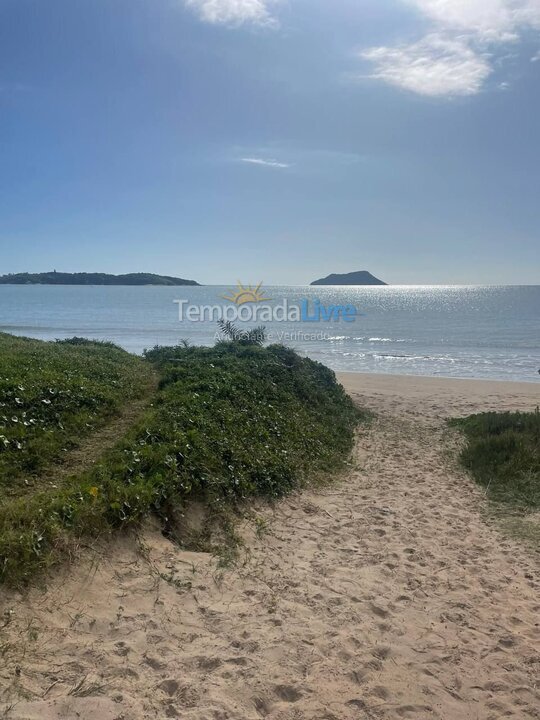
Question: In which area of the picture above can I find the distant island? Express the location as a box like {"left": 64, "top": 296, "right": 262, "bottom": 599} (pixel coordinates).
{"left": 0, "top": 271, "right": 200, "bottom": 286}
{"left": 311, "top": 271, "right": 387, "bottom": 286}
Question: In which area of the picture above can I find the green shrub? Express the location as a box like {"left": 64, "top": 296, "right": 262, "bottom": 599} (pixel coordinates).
{"left": 0, "top": 334, "right": 154, "bottom": 486}
{"left": 0, "top": 340, "right": 361, "bottom": 585}
{"left": 451, "top": 409, "right": 540, "bottom": 509}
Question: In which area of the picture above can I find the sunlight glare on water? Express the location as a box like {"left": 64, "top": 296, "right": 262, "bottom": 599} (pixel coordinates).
{"left": 0, "top": 284, "right": 539, "bottom": 382}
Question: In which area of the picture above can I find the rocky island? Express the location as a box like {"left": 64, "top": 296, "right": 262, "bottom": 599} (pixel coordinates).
{"left": 0, "top": 271, "right": 200, "bottom": 286}
{"left": 310, "top": 271, "right": 386, "bottom": 286}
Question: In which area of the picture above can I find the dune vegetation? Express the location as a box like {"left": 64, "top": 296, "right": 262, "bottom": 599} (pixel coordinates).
{"left": 0, "top": 334, "right": 154, "bottom": 490}
{"left": 452, "top": 410, "right": 540, "bottom": 510}
{"left": 0, "top": 332, "right": 360, "bottom": 586}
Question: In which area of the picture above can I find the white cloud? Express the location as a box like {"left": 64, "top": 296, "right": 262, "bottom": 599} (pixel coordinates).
{"left": 406, "top": 0, "right": 529, "bottom": 40}
{"left": 361, "top": 33, "right": 492, "bottom": 97}
{"left": 361, "top": 0, "right": 540, "bottom": 97}
{"left": 241, "top": 157, "right": 290, "bottom": 168}
{"left": 185, "top": 0, "right": 277, "bottom": 26}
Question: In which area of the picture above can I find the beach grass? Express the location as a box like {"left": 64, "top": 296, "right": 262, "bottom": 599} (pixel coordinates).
{"left": 452, "top": 410, "right": 540, "bottom": 510}
{"left": 0, "top": 336, "right": 360, "bottom": 585}
{"left": 0, "top": 334, "right": 154, "bottom": 490}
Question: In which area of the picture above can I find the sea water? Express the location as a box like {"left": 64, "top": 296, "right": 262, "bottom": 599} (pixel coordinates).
{"left": 0, "top": 284, "right": 539, "bottom": 382}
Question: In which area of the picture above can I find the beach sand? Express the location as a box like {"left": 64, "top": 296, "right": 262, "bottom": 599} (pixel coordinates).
{"left": 1, "top": 373, "right": 539, "bottom": 719}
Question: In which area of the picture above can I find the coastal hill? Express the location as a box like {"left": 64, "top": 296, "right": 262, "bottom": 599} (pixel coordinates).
{"left": 311, "top": 270, "right": 386, "bottom": 286}
{"left": 0, "top": 271, "right": 200, "bottom": 286}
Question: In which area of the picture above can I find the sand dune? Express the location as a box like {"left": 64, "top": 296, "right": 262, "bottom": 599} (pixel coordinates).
{"left": 1, "top": 373, "right": 539, "bottom": 719}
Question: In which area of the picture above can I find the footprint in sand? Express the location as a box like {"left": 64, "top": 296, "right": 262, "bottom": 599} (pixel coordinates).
{"left": 370, "top": 602, "right": 391, "bottom": 619}
{"left": 274, "top": 684, "right": 303, "bottom": 702}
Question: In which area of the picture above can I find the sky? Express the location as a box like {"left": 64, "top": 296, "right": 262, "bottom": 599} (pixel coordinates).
{"left": 1, "top": 0, "right": 539, "bottom": 285}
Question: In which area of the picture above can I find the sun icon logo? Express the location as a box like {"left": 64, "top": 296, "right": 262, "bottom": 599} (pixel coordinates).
{"left": 223, "top": 281, "right": 271, "bottom": 305}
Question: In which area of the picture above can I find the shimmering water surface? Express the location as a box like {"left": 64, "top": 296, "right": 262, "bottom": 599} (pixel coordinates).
{"left": 1, "top": 285, "right": 539, "bottom": 382}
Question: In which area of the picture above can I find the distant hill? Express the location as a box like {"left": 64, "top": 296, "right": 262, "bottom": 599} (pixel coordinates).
{"left": 0, "top": 272, "right": 200, "bottom": 286}
{"left": 311, "top": 271, "right": 386, "bottom": 286}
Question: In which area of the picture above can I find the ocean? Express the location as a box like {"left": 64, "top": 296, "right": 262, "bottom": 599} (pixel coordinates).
{"left": 1, "top": 284, "right": 539, "bottom": 382}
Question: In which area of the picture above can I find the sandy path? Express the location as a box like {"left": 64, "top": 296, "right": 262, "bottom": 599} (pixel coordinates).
{"left": 1, "top": 374, "right": 539, "bottom": 720}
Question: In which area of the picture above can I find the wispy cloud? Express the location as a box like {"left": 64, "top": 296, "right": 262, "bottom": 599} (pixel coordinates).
{"left": 406, "top": 0, "right": 540, "bottom": 41}
{"left": 240, "top": 157, "right": 290, "bottom": 168}
{"left": 361, "top": 33, "right": 492, "bottom": 97}
{"left": 361, "top": 0, "right": 540, "bottom": 97}
{"left": 185, "top": 0, "right": 277, "bottom": 27}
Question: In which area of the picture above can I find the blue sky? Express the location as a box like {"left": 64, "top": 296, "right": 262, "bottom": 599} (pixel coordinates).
{"left": 1, "top": 0, "right": 539, "bottom": 285}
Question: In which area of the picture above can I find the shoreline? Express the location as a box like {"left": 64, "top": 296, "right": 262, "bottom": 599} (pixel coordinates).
{"left": 337, "top": 371, "right": 540, "bottom": 418}
{"left": 337, "top": 369, "right": 540, "bottom": 387}
{"left": 3, "top": 327, "right": 539, "bottom": 385}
